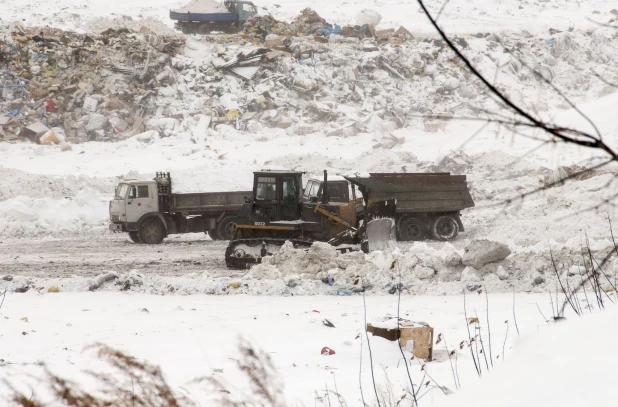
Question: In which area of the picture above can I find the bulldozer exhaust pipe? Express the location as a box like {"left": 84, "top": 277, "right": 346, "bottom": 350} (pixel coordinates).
{"left": 322, "top": 170, "right": 328, "bottom": 204}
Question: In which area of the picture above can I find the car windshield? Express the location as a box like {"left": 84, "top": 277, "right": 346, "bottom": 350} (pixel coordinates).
{"left": 115, "top": 184, "right": 129, "bottom": 199}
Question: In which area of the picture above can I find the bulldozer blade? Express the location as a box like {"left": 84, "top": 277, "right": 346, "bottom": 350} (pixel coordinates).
{"left": 365, "top": 199, "right": 397, "bottom": 252}
{"left": 367, "top": 217, "right": 396, "bottom": 251}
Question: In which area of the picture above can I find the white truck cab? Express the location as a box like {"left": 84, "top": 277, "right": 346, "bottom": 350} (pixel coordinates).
{"left": 109, "top": 180, "right": 160, "bottom": 242}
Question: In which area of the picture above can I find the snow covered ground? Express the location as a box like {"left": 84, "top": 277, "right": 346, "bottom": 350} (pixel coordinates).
{"left": 0, "top": 291, "right": 597, "bottom": 406}
{"left": 2, "top": 0, "right": 618, "bottom": 405}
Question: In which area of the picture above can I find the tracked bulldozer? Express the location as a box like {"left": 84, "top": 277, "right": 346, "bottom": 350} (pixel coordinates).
{"left": 225, "top": 170, "right": 365, "bottom": 269}
{"left": 224, "top": 169, "right": 474, "bottom": 269}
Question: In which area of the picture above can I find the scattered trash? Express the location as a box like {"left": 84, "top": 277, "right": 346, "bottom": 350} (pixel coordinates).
{"left": 320, "top": 346, "right": 336, "bottom": 355}
{"left": 336, "top": 289, "right": 351, "bottom": 296}
{"left": 322, "top": 319, "right": 335, "bottom": 328}
{"left": 89, "top": 272, "right": 118, "bottom": 291}
{"left": 48, "top": 286, "right": 60, "bottom": 293}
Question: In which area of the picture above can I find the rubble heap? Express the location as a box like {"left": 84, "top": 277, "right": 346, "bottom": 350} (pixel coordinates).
{"left": 0, "top": 25, "right": 183, "bottom": 144}
{"left": 2, "top": 10, "right": 617, "bottom": 148}
{"left": 243, "top": 8, "right": 332, "bottom": 38}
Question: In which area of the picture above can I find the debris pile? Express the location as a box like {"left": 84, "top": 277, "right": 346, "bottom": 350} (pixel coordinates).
{"left": 243, "top": 8, "right": 332, "bottom": 38}
{"left": 0, "top": 25, "right": 183, "bottom": 144}
{"left": 2, "top": 12, "right": 617, "bottom": 148}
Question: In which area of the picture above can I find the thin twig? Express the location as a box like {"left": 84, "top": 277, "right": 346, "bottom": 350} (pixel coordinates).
{"left": 362, "top": 292, "right": 381, "bottom": 407}
{"left": 536, "top": 303, "right": 549, "bottom": 325}
{"left": 0, "top": 288, "right": 6, "bottom": 311}
{"left": 484, "top": 288, "right": 494, "bottom": 367}
{"left": 434, "top": 0, "right": 452, "bottom": 23}
{"left": 396, "top": 261, "right": 418, "bottom": 406}
{"left": 475, "top": 311, "right": 489, "bottom": 371}
{"left": 550, "top": 249, "right": 580, "bottom": 316}
{"left": 359, "top": 331, "right": 366, "bottom": 407}
{"left": 463, "top": 290, "right": 481, "bottom": 377}
{"left": 512, "top": 287, "right": 520, "bottom": 336}
{"left": 502, "top": 320, "right": 509, "bottom": 361}
{"left": 442, "top": 336, "right": 458, "bottom": 390}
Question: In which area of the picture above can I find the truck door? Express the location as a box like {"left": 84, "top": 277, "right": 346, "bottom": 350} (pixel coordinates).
{"left": 125, "top": 184, "right": 157, "bottom": 224}
{"left": 237, "top": 2, "right": 257, "bottom": 20}
{"left": 253, "top": 176, "right": 278, "bottom": 222}
{"left": 280, "top": 176, "right": 301, "bottom": 220}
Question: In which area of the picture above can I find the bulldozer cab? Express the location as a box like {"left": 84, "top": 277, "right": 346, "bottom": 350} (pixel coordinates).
{"left": 252, "top": 171, "right": 303, "bottom": 221}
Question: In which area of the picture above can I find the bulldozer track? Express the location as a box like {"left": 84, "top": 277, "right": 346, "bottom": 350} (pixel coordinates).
{"left": 225, "top": 238, "right": 315, "bottom": 270}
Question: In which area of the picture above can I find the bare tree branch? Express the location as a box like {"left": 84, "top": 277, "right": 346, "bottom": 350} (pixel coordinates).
{"left": 415, "top": 0, "right": 618, "bottom": 162}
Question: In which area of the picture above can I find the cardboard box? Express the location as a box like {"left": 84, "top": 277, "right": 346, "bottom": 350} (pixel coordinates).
{"left": 367, "top": 322, "right": 434, "bottom": 360}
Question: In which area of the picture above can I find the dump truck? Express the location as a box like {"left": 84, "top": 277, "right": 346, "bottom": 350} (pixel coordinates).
{"left": 225, "top": 170, "right": 474, "bottom": 269}
{"left": 109, "top": 172, "right": 252, "bottom": 243}
{"left": 170, "top": 0, "right": 258, "bottom": 34}
{"left": 345, "top": 172, "right": 475, "bottom": 241}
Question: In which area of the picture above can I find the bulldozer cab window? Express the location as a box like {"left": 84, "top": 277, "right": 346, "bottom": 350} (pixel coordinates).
{"left": 256, "top": 177, "right": 277, "bottom": 200}
{"left": 282, "top": 178, "right": 298, "bottom": 200}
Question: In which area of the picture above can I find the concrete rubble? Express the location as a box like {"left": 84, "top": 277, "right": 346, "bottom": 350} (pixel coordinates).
{"left": 2, "top": 8, "right": 617, "bottom": 147}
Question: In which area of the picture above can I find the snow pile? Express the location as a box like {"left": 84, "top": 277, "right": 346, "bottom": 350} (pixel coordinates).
{"left": 7, "top": 236, "right": 614, "bottom": 296}
{"left": 437, "top": 305, "right": 618, "bottom": 407}
{"left": 0, "top": 188, "right": 109, "bottom": 237}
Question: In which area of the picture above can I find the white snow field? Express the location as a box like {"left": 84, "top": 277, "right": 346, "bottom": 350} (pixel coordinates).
{"left": 1, "top": 0, "right": 618, "bottom": 406}
{"left": 1, "top": 292, "right": 613, "bottom": 407}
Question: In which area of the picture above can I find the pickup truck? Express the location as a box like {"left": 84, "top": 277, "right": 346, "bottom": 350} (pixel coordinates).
{"left": 109, "top": 172, "right": 252, "bottom": 243}
{"left": 170, "top": 0, "right": 258, "bottom": 34}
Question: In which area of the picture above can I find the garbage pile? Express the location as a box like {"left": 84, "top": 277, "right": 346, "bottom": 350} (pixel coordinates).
{"left": 243, "top": 15, "right": 294, "bottom": 38}
{"left": 0, "top": 25, "right": 183, "bottom": 144}
{"left": 2, "top": 10, "right": 617, "bottom": 148}
{"left": 243, "top": 8, "right": 334, "bottom": 39}
{"left": 165, "top": 24, "right": 618, "bottom": 146}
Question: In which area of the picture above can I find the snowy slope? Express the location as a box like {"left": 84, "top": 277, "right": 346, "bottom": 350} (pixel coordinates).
{"left": 437, "top": 304, "right": 618, "bottom": 407}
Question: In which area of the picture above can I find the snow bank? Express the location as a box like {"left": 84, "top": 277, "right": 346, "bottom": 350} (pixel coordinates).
{"left": 5, "top": 238, "right": 616, "bottom": 296}
{"left": 0, "top": 188, "right": 109, "bottom": 238}
{"left": 437, "top": 305, "right": 618, "bottom": 407}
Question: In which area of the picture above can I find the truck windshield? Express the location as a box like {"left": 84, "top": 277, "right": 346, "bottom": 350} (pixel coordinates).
{"left": 115, "top": 184, "right": 129, "bottom": 199}
{"left": 242, "top": 4, "right": 256, "bottom": 12}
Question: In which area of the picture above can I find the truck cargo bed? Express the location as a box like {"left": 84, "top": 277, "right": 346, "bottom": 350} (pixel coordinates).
{"left": 170, "top": 11, "right": 238, "bottom": 21}
{"left": 344, "top": 173, "right": 474, "bottom": 213}
{"left": 171, "top": 191, "right": 251, "bottom": 215}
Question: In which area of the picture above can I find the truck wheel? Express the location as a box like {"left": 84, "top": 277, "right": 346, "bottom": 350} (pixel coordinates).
{"left": 399, "top": 218, "right": 425, "bottom": 241}
{"left": 431, "top": 216, "right": 459, "bottom": 241}
{"left": 217, "top": 216, "right": 238, "bottom": 241}
{"left": 208, "top": 229, "right": 219, "bottom": 240}
{"left": 128, "top": 231, "right": 141, "bottom": 243}
{"left": 139, "top": 219, "right": 165, "bottom": 244}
